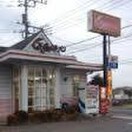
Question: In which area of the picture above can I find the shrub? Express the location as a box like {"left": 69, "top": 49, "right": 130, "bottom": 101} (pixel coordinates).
{"left": 7, "top": 110, "right": 28, "bottom": 125}
{"left": 7, "top": 108, "right": 79, "bottom": 125}
{"left": 14, "top": 110, "right": 28, "bottom": 123}
{"left": 7, "top": 114, "right": 18, "bottom": 126}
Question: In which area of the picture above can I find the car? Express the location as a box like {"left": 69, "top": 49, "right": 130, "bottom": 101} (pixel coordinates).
{"left": 112, "top": 99, "right": 122, "bottom": 106}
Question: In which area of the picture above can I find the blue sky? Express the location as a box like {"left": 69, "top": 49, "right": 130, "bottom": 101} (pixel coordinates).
{"left": 0, "top": 0, "right": 132, "bottom": 88}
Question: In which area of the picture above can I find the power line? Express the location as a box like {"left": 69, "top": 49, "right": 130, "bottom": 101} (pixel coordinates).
{"left": 48, "top": 0, "right": 114, "bottom": 27}
{"left": 67, "top": 32, "right": 132, "bottom": 54}
{"left": 47, "top": 0, "right": 131, "bottom": 33}
{"left": 66, "top": 25, "right": 132, "bottom": 54}
{"left": 47, "top": 0, "right": 98, "bottom": 26}
{"left": 67, "top": 35, "right": 100, "bottom": 47}
{"left": 49, "top": 24, "right": 132, "bottom": 54}
{"left": 65, "top": 24, "right": 132, "bottom": 49}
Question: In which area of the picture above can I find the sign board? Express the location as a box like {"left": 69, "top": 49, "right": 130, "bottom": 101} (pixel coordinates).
{"left": 78, "top": 85, "right": 99, "bottom": 114}
{"left": 32, "top": 38, "right": 66, "bottom": 54}
{"left": 100, "top": 87, "right": 106, "bottom": 99}
{"left": 88, "top": 10, "right": 121, "bottom": 37}
{"left": 108, "top": 55, "right": 118, "bottom": 69}
{"left": 109, "top": 62, "right": 118, "bottom": 69}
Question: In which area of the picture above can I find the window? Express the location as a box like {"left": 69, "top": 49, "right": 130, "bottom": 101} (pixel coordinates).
{"left": 28, "top": 67, "right": 55, "bottom": 112}
{"left": 13, "top": 67, "right": 21, "bottom": 111}
{"left": 48, "top": 68, "right": 55, "bottom": 107}
{"left": 72, "top": 75, "right": 80, "bottom": 96}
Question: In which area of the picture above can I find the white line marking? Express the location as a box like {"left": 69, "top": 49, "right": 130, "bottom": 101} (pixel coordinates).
{"left": 128, "top": 122, "right": 132, "bottom": 125}
{"left": 112, "top": 115, "right": 132, "bottom": 120}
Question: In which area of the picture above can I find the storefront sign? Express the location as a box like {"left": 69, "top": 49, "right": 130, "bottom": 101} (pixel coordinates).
{"left": 32, "top": 38, "right": 66, "bottom": 53}
{"left": 88, "top": 10, "right": 121, "bottom": 37}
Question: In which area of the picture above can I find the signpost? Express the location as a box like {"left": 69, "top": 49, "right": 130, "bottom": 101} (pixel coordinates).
{"left": 88, "top": 10, "right": 120, "bottom": 86}
{"left": 88, "top": 10, "right": 121, "bottom": 114}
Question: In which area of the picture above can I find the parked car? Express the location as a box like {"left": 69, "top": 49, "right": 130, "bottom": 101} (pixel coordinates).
{"left": 112, "top": 99, "right": 122, "bottom": 106}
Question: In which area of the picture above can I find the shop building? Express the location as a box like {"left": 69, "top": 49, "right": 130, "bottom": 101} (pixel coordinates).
{"left": 0, "top": 30, "right": 102, "bottom": 122}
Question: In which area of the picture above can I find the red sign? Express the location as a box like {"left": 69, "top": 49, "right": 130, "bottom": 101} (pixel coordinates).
{"left": 88, "top": 10, "right": 121, "bottom": 37}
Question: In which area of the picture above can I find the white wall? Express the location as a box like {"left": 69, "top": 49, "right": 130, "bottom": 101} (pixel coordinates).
{"left": 60, "top": 69, "right": 87, "bottom": 98}
{"left": 0, "top": 64, "right": 12, "bottom": 122}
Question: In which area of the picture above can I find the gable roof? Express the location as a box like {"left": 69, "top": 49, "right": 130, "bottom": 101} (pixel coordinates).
{"left": 0, "top": 32, "right": 41, "bottom": 53}
{"left": 1, "top": 30, "right": 53, "bottom": 51}
{"left": 0, "top": 46, "right": 8, "bottom": 53}
{"left": 10, "top": 31, "right": 41, "bottom": 50}
{"left": 0, "top": 30, "right": 103, "bottom": 72}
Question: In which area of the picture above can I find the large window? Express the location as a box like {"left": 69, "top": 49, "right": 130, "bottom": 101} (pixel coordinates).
{"left": 72, "top": 75, "right": 80, "bottom": 96}
{"left": 28, "top": 67, "right": 55, "bottom": 112}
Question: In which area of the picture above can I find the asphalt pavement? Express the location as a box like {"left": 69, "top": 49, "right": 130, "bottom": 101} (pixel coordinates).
{"left": 1, "top": 107, "right": 132, "bottom": 132}
{"left": 0, "top": 114, "right": 132, "bottom": 132}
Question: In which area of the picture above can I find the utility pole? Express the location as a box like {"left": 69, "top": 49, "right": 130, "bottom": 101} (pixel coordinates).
{"left": 18, "top": 0, "right": 47, "bottom": 39}
{"left": 24, "top": 0, "right": 28, "bottom": 39}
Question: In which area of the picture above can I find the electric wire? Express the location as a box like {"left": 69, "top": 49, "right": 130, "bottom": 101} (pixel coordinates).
{"left": 65, "top": 24, "right": 132, "bottom": 51}
{"left": 47, "top": 0, "right": 131, "bottom": 33}
{"left": 67, "top": 29, "right": 132, "bottom": 54}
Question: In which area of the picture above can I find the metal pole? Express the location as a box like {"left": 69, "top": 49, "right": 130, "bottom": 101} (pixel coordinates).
{"left": 108, "top": 36, "right": 111, "bottom": 58}
{"left": 103, "top": 34, "right": 107, "bottom": 87}
{"left": 107, "top": 35, "right": 112, "bottom": 98}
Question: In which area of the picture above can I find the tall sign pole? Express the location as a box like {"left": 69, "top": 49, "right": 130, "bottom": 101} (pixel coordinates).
{"left": 103, "top": 34, "right": 107, "bottom": 87}
{"left": 88, "top": 10, "right": 121, "bottom": 87}
{"left": 107, "top": 35, "right": 112, "bottom": 98}
{"left": 88, "top": 10, "right": 121, "bottom": 114}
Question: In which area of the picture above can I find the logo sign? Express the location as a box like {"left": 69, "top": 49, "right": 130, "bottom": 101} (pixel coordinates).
{"left": 88, "top": 10, "right": 121, "bottom": 37}
{"left": 32, "top": 38, "right": 66, "bottom": 54}
{"left": 108, "top": 55, "right": 118, "bottom": 69}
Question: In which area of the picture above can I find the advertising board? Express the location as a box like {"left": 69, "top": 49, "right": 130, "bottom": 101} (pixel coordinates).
{"left": 88, "top": 10, "right": 121, "bottom": 37}
{"left": 78, "top": 85, "right": 99, "bottom": 114}
{"left": 108, "top": 55, "right": 118, "bottom": 69}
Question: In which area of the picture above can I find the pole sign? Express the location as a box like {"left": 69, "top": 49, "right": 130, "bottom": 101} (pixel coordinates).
{"left": 88, "top": 10, "right": 121, "bottom": 37}
{"left": 108, "top": 55, "right": 118, "bottom": 69}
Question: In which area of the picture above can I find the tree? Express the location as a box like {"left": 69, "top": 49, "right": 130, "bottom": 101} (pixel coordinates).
{"left": 89, "top": 74, "right": 103, "bottom": 86}
{"left": 124, "top": 89, "right": 132, "bottom": 99}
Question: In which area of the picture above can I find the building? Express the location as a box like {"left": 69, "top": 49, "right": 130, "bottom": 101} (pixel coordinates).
{"left": 113, "top": 86, "right": 132, "bottom": 100}
{"left": 0, "top": 30, "right": 102, "bottom": 123}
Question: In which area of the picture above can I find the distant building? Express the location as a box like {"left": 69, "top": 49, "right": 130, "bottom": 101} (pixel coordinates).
{"left": 112, "top": 86, "right": 132, "bottom": 100}
{"left": 0, "top": 30, "right": 102, "bottom": 123}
